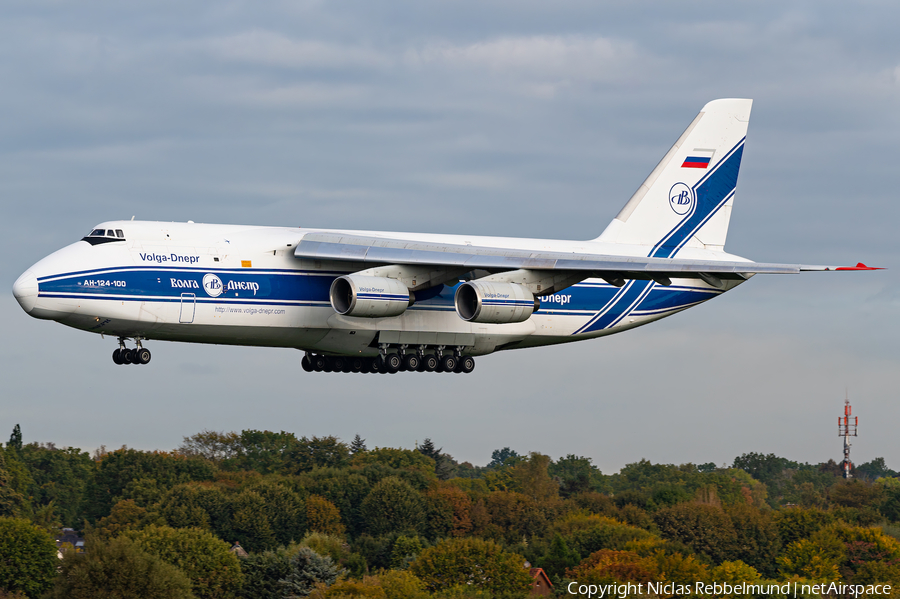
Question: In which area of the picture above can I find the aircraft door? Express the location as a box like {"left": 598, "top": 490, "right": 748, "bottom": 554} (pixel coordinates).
{"left": 179, "top": 293, "right": 196, "bottom": 323}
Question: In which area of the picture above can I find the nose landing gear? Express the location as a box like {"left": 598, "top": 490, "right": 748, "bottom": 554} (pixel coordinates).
{"left": 112, "top": 338, "right": 151, "bottom": 365}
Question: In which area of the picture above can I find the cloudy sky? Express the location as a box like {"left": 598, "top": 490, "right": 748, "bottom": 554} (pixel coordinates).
{"left": 2, "top": 1, "right": 897, "bottom": 474}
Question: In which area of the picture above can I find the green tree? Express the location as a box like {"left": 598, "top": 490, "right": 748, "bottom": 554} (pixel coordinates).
{"left": 177, "top": 430, "right": 241, "bottom": 463}
{"left": 732, "top": 453, "right": 798, "bottom": 484}
{"left": 411, "top": 537, "right": 533, "bottom": 595}
{"left": 0, "top": 517, "right": 58, "bottom": 598}
{"left": 0, "top": 449, "right": 29, "bottom": 518}
{"left": 350, "top": 434, "right": 367, "bottom": 455}
{"left": 6, "top": 426, "right": 22, "bottom": 454}
{"left": 279, "top": 547, "right": 340, "bottom": 598}
{"left": 539, "top": 533, "right": 582, "bottom": 578}
{"left": 46, "top": 537, "right": 194, "bottom": 599}
{"left": 86, "top": 448, "right": 216, "bottom": 522}
{"left": 360, "top": 476, "right": 427, "bottom": 536}
{"left": 19, "top": 443, "right": 93, "bottom": 526}
{"left": 352, "top": 448, "right": 436, "bottom": 476}
{"left": 286, "top": 436, "right": 351, "bottom": 474}
{"left": 126, "top": 525, "right": 244, "bottom": 599}
{"left": 725, "top": 503, "right": 780, "bottom": 577}
{"left": 227, "top": 430, "right": 298, "bottom": 474}
{"left": 550, "top": 454, "right": 603, "bottom": 498}
{"left": 487, "top": 447, "right": 519, "bottom": 469}
{"left": 238, "top": 548, "right": 294, "bottom": 599}
{"left": 654, "top": 502, "right": 737, "bottom": 563}
{"left": 855, "top": 457, "right": 896, "bottom": 481}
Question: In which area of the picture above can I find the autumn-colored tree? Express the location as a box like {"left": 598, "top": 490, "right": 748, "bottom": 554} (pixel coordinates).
{"left": 0, "top": 517, "right": 58, "bottom": 597}
{"left": 307, "top": 494, "right": 346, "bottom": 536}
{"left": 296, "top": 469, "right": 373, "bottom": 537}
{"left": 300, "top": 532, "right": 352, "bottom": 565}
{"left": 46, "top": 537, "right": 194, "bottom": 599}
{"left": 829, "top": 479, "right": 885, "bottom": 509}
{"left": 550, "top": 513, "right": 656, "bottom": 557}
{"left": 93, "top": 499, "right": 162, "bottom": 539}
{"left": 430, "top": 487, "right": 475, "bottom": 538}
{"left": 510, "top": 452, "right": 558, "bottom": 501}
{"left": 410, "top": 537, "right": 532, "bottom": 595}
{"left": 771, "top": 507, "right": 834, "bottom": 547}
{"left": 567, "top": 549, "right": 656, "bottom": 586}
{"left": 126, "top": 524, "right": 244, "bottom": 599}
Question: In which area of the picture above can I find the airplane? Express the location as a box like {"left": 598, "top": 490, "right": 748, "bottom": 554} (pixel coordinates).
{"left": 11, "top": 99, "right": 880, "bottom": 374}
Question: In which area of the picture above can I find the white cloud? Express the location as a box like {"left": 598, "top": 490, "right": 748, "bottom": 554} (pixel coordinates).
{"left": 200, "top": 29, "right": 390, "bottom": 69}
{"left": 406, "top": 35, "right": 646, "bottom": 96}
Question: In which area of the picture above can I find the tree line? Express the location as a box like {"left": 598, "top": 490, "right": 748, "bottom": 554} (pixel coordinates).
{"left": 1, "top": 425, "right": 898, "bottom": 598}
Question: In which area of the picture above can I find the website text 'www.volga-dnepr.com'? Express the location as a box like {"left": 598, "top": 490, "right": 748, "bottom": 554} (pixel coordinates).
{"left": 567, "top": 581, "right": 893, "bottom": 598}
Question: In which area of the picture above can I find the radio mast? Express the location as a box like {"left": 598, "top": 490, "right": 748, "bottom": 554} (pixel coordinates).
{"left": 838, "top": 394, "right": 858, "bottom": 479}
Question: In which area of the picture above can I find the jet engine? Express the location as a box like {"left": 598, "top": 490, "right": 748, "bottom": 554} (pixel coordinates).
{"left": 454, "top": 281, "right": 539, "bottom": 324}
{"left": 330, "top": 275, "right": 412, "bottom": 318}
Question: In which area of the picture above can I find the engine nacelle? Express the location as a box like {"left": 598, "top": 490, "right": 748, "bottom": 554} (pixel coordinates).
{"left": 454, "top": 281, "right": 539, "bottom": 324}
{"left": 330, "top": 275, "right": 412, "bottom": 318}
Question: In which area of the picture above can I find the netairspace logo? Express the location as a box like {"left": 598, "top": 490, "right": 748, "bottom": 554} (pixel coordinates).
{"left": 566, "top": 581, "right": 893, "bottom": 598}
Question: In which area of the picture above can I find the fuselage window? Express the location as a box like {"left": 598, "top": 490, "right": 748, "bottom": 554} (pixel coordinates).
{"left": 116, "top": 229, "right": 124, "bottom": 238}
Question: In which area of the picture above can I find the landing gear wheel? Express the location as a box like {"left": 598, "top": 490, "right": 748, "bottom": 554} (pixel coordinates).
{"left": 122, "top": 349, "right": 135, "bottom": 364}
{"left": 301, "top": 355, "right": 314, "bottom": 372}
{"left": 333, "top": 356, "right": 347, "bottom": 372}
{"left": 136, "top": 348, "right": 152, "bottom": 365}
{"left": 423, "top": 354, "right": 438, "bottom": 372}
{"left": 373, "top": 355, "right": 385, "bottom": 373}
{"left": 404, "top": 354, "right": 420, "bottom": 371}
{"left": 460, "top": 355, "right": 475, "bottom": 373}
{"left": 313, "top": 355, "right": 327, "bottom": 372}
{"left": 384, "top": 353, "right": 402, "bottom": 374}
{"left": 112, "top": 349, "right": 124, "bottom": 365}
{"left": 440, "top": 355, "right": 457, "bottom": 372}
{"left": 351, "top": 357, "right": 365, "bottom": 373}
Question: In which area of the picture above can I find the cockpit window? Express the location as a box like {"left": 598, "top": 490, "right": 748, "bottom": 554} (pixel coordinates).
{"left": 83, "top": 227, "right": 126, "bottom": 245}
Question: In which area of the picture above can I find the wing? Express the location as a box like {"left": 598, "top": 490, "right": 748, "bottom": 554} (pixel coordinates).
{"left": 293, "top": 232, "right": 878, "bottom": 290}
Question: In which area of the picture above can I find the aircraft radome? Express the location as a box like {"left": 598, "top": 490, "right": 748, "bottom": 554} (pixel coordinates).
{"left": 12, "top": 99, "right": 881, "bottom": 374}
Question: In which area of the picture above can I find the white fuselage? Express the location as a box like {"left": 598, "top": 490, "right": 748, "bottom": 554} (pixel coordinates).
{"left": 14, "top": 220, "right": 745, "bottom": 358}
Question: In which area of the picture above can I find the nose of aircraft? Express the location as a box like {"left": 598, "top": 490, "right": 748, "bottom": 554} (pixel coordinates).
{"left": 13, "top": 269, "right": 38, "bottom": 313}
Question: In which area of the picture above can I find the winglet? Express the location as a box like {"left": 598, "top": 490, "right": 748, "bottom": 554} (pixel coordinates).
{"left": 834, "top": 263, "right": 884, "bottom": 271}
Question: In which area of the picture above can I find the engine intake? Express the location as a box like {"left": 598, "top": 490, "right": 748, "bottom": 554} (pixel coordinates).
{"left": 330, "top": 275, "right": 412, "bottom": 318}
{"left": 454, "top": 281, "right": 539, "bottom": 324}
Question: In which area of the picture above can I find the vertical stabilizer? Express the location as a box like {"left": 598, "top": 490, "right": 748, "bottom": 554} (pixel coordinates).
{"left": 596, "top": 99, "right": 752, "bottom": 256}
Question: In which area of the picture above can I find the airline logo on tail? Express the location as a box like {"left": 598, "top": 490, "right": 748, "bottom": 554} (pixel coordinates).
{"left": 668, "top": 183, "right": 695, "bottom": 215}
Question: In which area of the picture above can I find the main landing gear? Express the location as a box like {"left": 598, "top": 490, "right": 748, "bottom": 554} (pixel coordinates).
{"left": 301, "top": 345, "right": 476, "bottom": 374}
{"left": 112, "top": 337, "right": 151, "bottom": 365}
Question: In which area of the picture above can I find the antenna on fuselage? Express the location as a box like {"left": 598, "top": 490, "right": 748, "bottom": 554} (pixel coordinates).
{"left": 131, "top": 216, "right": 135, "bottom": 221}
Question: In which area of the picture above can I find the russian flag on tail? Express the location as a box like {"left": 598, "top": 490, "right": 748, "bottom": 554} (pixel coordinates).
{"left": 682, "top": 148, "right": 715, "bottom": 169}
